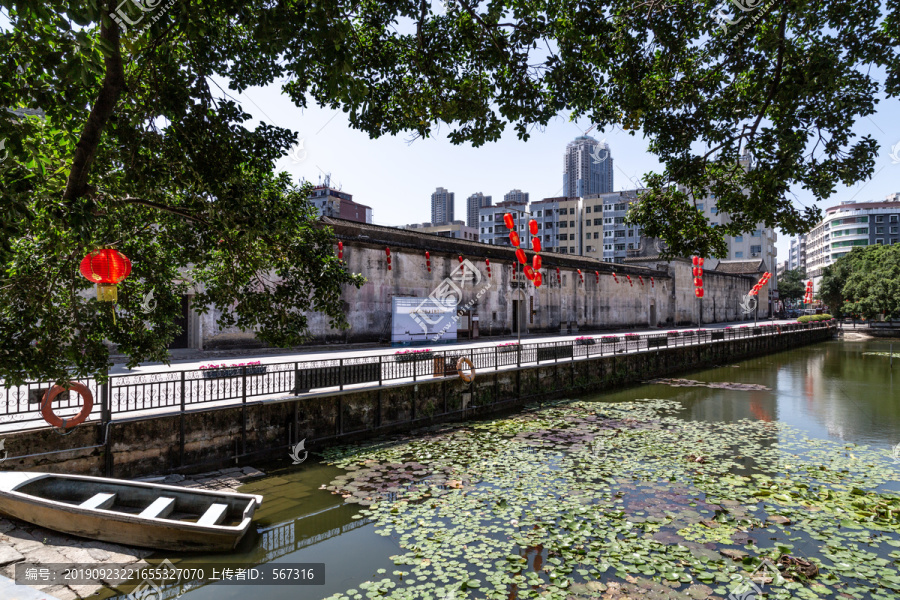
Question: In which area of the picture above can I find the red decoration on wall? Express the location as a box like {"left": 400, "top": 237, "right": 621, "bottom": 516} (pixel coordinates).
{"left": 337, "top": 241, "right": 343, "bottom": 260}
{"left": 595, "top": 271, "right": 599, "bottom": 284}
{"left": 650, "top": 277, "right": 654, "bottom": 287}
{"left": 556, "top": 267, "right": 561, "bottom": 284}
{"left": 425, "top": 251, "right": 431, "bottom": 272}
{"left": 385, "top": 247, "right": 392, "bottom": 270}
{"left": 79, "top": 249, "right": 132, "bottom": 302}
{"left": 639, "top": 276, "right": 644, "bottom": 285}
{"left": 577, "top": 269, "right": 583, "bottom": 283}
{"left": 695, "top": 288, "right": 704, "bottom": 298}
{"left": 612, "top": 271, "right": 619, "bottom": 283}
{"left": 515, "top": 248, "right": 527, "bottom": 265}
{"left": 485, "top": 258, "right": 491, "bottom": 278}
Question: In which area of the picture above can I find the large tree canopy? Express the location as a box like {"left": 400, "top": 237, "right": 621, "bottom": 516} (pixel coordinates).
{"left": 1, "top": 0, "right": 897, "bottom": 382}
{"left": 819, "top": 245, "right": 900, "bottom": 319}
{"left": 777, "top": 267, "right": 807, "bottom": 303}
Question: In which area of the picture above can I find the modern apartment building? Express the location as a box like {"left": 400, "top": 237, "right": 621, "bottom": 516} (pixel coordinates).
{"left": 466, "top": 192, "right": 492, "bottom": 228}
{"left": 478, "top": 200, "right": 530, "bottom": 246}
{"left": 563, "top": 136, "right": 613, "bottom": 198}
{"left": 592, "top": 190, "right": 645, "bottom": 264}
{"left": 503, "top": 189, "right": 530, "bottom": 204}
{"left": 431, "top": 187, "right": 455, "bottom": 225}
{"left": 788, "top": 235, "right": 807, "bottom": 272}
{"left": 308, "top": 185, "right": 373, "bottom": 223}
{"left": 401, "top": 220, "right": 479, "bottom": 241}
{"left": 530, "top": 197, "right": 583, "bottom": 255}
{"left": 806, "top": 195, "right": 900, "bottom": 283}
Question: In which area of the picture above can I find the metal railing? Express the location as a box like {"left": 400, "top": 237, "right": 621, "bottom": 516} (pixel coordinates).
{"left": 1, "top": 321, "right": 835, "bottom": 431}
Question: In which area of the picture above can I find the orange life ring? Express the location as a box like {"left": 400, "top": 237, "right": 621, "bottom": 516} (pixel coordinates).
{"left": 456, "top": 357, "right": 475, "bottom": 383}
{"left": 41, "top": 382, "right": 94, "bottom": 429}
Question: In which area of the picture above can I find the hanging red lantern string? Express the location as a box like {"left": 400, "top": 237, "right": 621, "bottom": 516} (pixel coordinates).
{"left": 528, "top": 219, "right": 538, "bottom": 236}
{"left": 509, "top": 231, "right": 521, "bottom": 247}
{"left": 595, "top": 271, "right": 599, "bottom": 284}
{"left": 503, "top": 213, "right": 515, "bottom": 230}
{"left": 511, "top": 263, "right": 517, "bottom": 281}
{"left": 485, "top": 258, "right": 491, "bottom": 279}
{"left": 650, "top": 277, "right": 654, "bottom": 288}
{"left": 459, "top": 255, "right": 464, "bottom": 276}
{"left": 531, "top": 236, "right": 542, "bottom": 253}
{"left": 385, "top": 247, "right": 392, "bottom": 270}
{"left": 515, "top": 248, "right": 527, "bottom": 265}
{"left": 534, "top": 272, "right": 543, "bottom": 287}
{"left": 626, "top": 274, "right": 633, "bottom": 287}
{"left": 79, "top": 249, "right": 132, "bottom": 302}
{"left": 524, "top": 265, "right": 536, "bottom": 280}
{"left": 425, "top": 251, "right": 431, "bottom": 272}
{"left": 532, "top": 255, "right": 542, "bottom": 271}
{"left": 556, "top": 267, "right": 561, "bottom": 284}
{"left": 612, "top": 271, "right": 619, "bottom": 283}
{"left": 577, "top": 269, "right": 584, "bottom": 284}
{"left": 337, "top": 241, "right": 344, "bottom": 261}
{"left": 639, "top": 275, "right": 644, "bottom": 286}
{"left": 692, "top": 256, "right": 704, "bottom": 297}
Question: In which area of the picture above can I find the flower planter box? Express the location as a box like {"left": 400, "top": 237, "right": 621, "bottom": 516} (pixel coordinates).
{"left": 537, "top": 345, "right": 573, "bottom": 362}
{"left": 575, "top": 338, "right": 596, "bottom": 346}
{"left": 293, "top": 362, "right": 380, "bottom": 393}
{"left": 752, "top": 327, "right": 762, "bottom": 335}
{"left": 202, "top": 365, "right": 267, "bottom": 379}
{"left": 433, "top": 356, "right": 463, "bottom": 377}
{"left": 711, "top": 331, "right": 726, "bottom": 340}
{"left": 395, "top": 351, "right": 434, "bottom": 363}
{"left": 600, "top": 337, "right": 619, "bottom": 344}
{"left": 647, "top": 337, "right": 667, "bottom": 348}
{"left": 498, "top": 345, "right": 520, "bottom": 353}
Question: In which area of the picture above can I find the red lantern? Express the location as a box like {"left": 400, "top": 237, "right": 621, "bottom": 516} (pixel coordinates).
{"left": 595, "top": 271, "right": 599, "bottom": 284}
{"left": 337, "top": 241, "right": 344, "bottom": 260}
{"left": 698, "top": 257, "right": 705, "bottom": 266}
{"left": 385, "top": 247, "right": 392, "bottom": 270}
{"left": 503, "top": 213, "right": 515, "bottom": 230}
{"left": 425, "top": 251, "right": 431, "bottom": 272}
{"left": 458, "top": 255, "right": 464, "bottom": 275}
{"left": 650, "top": 277, "right": 654, "bottom": 287}
{"left": 529, "top": 219, "right": 538, "bottom": 236}
{"left": 556, "top": 267, "right": 561, "bottom": 283}
{"left": 532, "top": 255, "right": 542, "bottom": 270}
{"left": 694, "top": 277, "right": 703, "bottom": 287}
{"left": 510, "top": 231, "right": 521, "bottom": 247}
{"left": 692, "top": 256, "right": 699, "bottom": 266}
{"left": 695, "top": 288, "right": 704, "bottom": 298}
{"left": 639, "top": 276, "right": 644, "bottom": 285}
{"left": 524, "top": 265, "right": 536, "bottom": 280}
{"left": 612, "top": 272, "right": 618, "bottom": 283}
{"left": 516, "top": 248, "right": 527, "bottom": 264}
{"left": 534, "top": 272, "right": 543, "bottom": 287}
{"left": 532, "top": 237, "right": 542, "bottom": 253}
{"left": 577, "top": 269, "right": 583, "bottom": 283}
{"left": 79, "top": 249, "right": 132, "bottom": 302}
{"left": 692, "top": 267, "right": 701, "bottom": 277}
{"left": 485, "top": 258, "right": 491, "bottom": 278}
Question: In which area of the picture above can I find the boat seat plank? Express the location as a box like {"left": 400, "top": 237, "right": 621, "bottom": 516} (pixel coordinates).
{"left": 80, "top": 492, "right": 116, "bottom": 510}
{"left": 197, "top": 503, "right": 228, "bottom": 526}
{"left": 139, "top": 497, "right": 176, "bottom": 519}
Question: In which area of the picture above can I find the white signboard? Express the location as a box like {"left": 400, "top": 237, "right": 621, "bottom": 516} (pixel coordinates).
{"left": 392, "top": 296, "right": 457, "bottom": 343}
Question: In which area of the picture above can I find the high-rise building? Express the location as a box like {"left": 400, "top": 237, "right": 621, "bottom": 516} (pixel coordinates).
{"left": 806, "top": 194, "right": 900, "bottom": 285}
{"left": 401, "top": 221, "right": 479, "bottom": 241}
{"left": 531, "top": 197, "right": 583, "bottom": 255}
{"left": 595, "top": 190, "right": 645, "bottom": 263}
{"left": 563, "top": 136, "right": 613, "bottom": 198}
{"left": 504, "top": 189, "right": 530, "bottom": 204}
{"left": 788, "top": 235, "right": 807, "bottom": 272}
{"left": 431, "top": 187, "right": 455, "bottom": 225}
{"left": 466, "top": 192, "right": 492, "bottom": 228}
{"left": 478, "top": 200, "right": 529, "bottom": 246}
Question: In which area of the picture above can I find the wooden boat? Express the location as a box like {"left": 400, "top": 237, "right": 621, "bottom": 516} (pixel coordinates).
{"left": 0, "top": 472, "right": 263, "bottom": 552}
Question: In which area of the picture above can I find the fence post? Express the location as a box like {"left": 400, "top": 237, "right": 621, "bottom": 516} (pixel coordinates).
{"left": 517, "top": 344, "right": 521, "bottom": 368}
{"left": 179, "top": 371, "right": 186, "bottom": 466}
{"left": 340, "top": 358, "right": 344, "bottom": 391}
{"left": 414, "top": 355, "right": 418, "bottom": 382}
{"left": 495, "top": 346, "right": 498, "bottom": 371}
{"left": 101, "top": 374, "right": 112, "bottom": 477}
{"left": 241, "top": 366, "right": 247, "bottom": 456}
{"left": 293, "top": 361, "right": 299, "bottom": 395}
{"left": 378, "top": 355, "right": 383, "bottom": 385}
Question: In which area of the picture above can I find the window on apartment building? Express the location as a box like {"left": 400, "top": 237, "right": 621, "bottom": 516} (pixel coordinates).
{"left": 751, "top": 245, "right": 761, "bottom": 255}
{"left": 556, "top": 234, "right": 562, "bottom": 240}
{"left": 891, "top": 226, "right": 899, "bottom": 234}
{"left": 569, "top": 220, "right": 575, "bottom": 227}
{"left": 593, "top": 232, "right": 599, "bottom": 239}
{"left": 569, "top": 246, "right": 576, "bottom": 253}
{"left": 892, "top": 239, "right": 899, "bottom": 245}
{"left": 545, "top": 222, "right": 553, "bottom": 229}
{"left": 877, "top": 226, "right": 885, "bottom": 234}
{"left": 560, "top": 248, "right": 567, "bottom": 254}
{"left": 560, "top": 221, "right": 568, "bottom": 228}
{"left": 615, "top": 244, "right": 624, "bottom": 251}
{"left": 604, "top": 217, "right": 612, "bottom": 224}
{"left": 735, "top": 235, "right": 743, "bottom": 242}
{"left": 480, "top": 227, "right": 485, "bottom": 234}
{"left": 570, "top": 208, "right": 577, "bottom": 215}
{"left": 536, "top": 210, "right": 542, "bottom": 217}
{"left": 892, "top": 215, "right": 900, "bottom": 222}
{"left": 697, "top": 203, "right": 704, "bottom": 212}
{"left": 614, "top": 217, "right": 624, "bottom": 224}
{"left": 585, "top": 206, "right": 591, "bottom": 213}
{"left": 876, "top": 239, "right": 884, "bottom": 245}
{"left": 604, "top": 231, "right": 613, "bottom": 238}
{"left": 751, "top": 230, "right": 761, "bottom": 237}
{"left": 735, "top": 251, "right": 744, "bottom": 258}
{"left": 604, "top": 204, "right": 613, "bottom": 211}
{"left": 711, "top": 206, "right": 718, "bottom": 215}
{"left": 627, "top": 230, "right": 633, "bottom": 237}
{"left": 594, "top": 218, "right": 602, "bottom": 226}
{"left": 544, "top": 235, "right": 551, "bottom": 241}
{"left": 876, "top": 216, "right": 884, "bottom": 223}
{"left": 615, "top": 231, "right": 625, "bottom": 238}
{"left": 627, "top": 243, "right": 634, "bottom": 249}
{"left": 615, "top": 203, "right": 628, "bottom": 211}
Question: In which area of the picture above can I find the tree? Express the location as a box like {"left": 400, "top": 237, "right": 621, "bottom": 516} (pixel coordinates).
{"left": 820, "top": 245, "right": 900, "bottom": 319}
{"left": 1, "top": 0, "right": 897, "bottom": 383}
{"left": 777, "top": 268, "right": 806, "bottom": 304}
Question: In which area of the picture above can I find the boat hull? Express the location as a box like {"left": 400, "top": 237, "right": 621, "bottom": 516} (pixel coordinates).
{"left": 0, "top": 472, "right": 262, "bottom": 552}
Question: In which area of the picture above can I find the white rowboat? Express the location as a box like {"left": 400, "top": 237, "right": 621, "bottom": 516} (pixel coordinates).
{"left": 0, "top": 472, "right": 262, "bottom": 552}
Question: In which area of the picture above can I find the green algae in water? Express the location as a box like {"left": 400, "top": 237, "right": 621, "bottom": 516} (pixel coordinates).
{"left": 320, "top": 399, "right": 900, "bottom": 600}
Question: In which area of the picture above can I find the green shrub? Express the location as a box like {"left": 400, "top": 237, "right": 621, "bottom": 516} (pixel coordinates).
{"left": 798, "top": 314, "right": 832, "bottom": 323}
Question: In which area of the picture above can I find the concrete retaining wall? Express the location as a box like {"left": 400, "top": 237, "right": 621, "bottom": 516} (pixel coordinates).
{"left": 0, "top": 326, "right": 834, "bottom": 479}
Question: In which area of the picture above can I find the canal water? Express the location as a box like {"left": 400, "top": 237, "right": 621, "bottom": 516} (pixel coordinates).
{"left": 110, "top": 338, "right": 900, "bottom": 600}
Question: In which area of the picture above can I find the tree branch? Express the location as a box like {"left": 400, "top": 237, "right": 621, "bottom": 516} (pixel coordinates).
{"left": 63, "top": 11, "right": 127, "bottom": 203}
{"left": 116, "top": 197, "right": 209, "bottom": 224}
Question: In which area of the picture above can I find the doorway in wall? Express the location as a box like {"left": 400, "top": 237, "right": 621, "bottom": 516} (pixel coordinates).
{"left": 512, "top": 300, "right": 520, "bottom": 335}
{"left": 168, "top": 295, "right": 190, "bottom": 349}
{"left": 649, "top": 300, "right": 657, "bottom": 327}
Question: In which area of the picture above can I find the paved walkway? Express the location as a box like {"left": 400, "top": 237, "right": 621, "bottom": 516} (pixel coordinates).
{"left": 110, "top": 318, "right": 795, "bottom": 376}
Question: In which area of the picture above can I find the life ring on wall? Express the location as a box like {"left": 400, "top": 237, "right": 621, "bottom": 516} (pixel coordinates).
{"left": 456, "top": 358, "right": 476, "bottom": 383}
{"left": 41, "top": 382, "right": 94, "bottom": 429}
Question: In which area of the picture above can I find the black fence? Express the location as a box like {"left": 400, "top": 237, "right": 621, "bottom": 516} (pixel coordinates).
{"left": 1, "top": 321, "right": 835, "bottom": 431}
